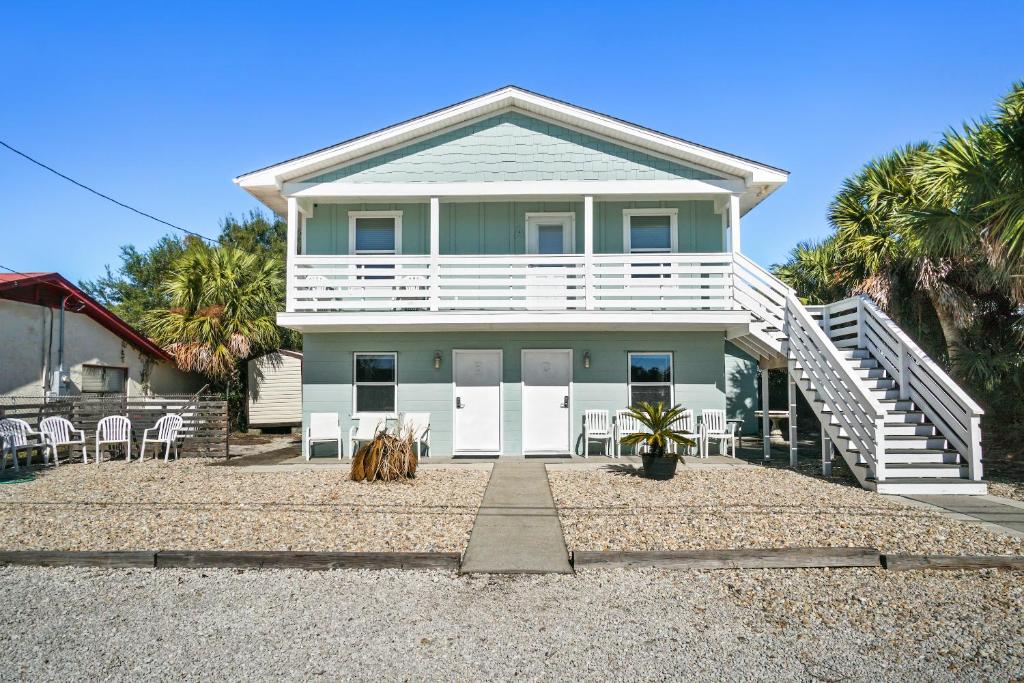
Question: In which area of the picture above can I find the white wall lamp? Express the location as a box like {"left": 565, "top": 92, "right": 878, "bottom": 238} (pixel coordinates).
{"left": 433, "top": 351, "right": 442, "bottom": 369}
{"left": 583, "top": 351, "right": 591, "bottom": 369}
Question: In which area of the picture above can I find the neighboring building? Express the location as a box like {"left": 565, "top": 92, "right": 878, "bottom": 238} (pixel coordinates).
{"left": 247, "top": 350, "right": 302, "bottom": 430}
{"left": 235, "top": 86, "right": 985, "bottom": 494}
{"left": 0, "top": 272, "right": 203, "bottom": 396}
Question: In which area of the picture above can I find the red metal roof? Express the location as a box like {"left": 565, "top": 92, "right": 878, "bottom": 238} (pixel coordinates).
{"left": 0, "top": 272, "right": 172, "bottom": 361}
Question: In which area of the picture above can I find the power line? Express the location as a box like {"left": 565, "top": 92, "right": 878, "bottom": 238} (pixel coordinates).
{"left": 0, "top": 139, "right": 221, "bottom": 245}
{"left": 0, "top": 263, "right": 36, "bottom": 280}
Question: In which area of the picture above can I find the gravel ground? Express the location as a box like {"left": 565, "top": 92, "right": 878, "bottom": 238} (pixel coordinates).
{"left": 549, "top": 466, "right": 1024, "bottom": 555}
{"left": 988, "top": 480, "right": 1024, "bottom": 503}
{"left": 1, "top": 565, "right": 1021, "bottom": 681}
{"left": 0, "top": 460, "right": 488, "bottom": 552}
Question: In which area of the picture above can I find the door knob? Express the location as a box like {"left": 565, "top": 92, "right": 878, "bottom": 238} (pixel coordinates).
{"left": 561, "top": 395, "right": 569, "bottom": 408}
{"left": 456, "top": 397, "right": 464, "bottom": 409}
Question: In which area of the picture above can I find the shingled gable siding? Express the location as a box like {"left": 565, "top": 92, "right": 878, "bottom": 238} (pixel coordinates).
{"left": 303, "top": 199, "right": 725, "bottom": 255}
{"left": 301, "top": 112, "right": 725, "bottom": 184}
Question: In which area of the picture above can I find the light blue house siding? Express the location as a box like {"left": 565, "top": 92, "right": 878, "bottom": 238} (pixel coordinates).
{"left": 304, "top": 199, "right": 724, "bottom": 255}
{"left": 302, "top": 112, "right": 724, "bottom": 184}
{"left": 303, "top": 331, "right": 757, "bottom": 456}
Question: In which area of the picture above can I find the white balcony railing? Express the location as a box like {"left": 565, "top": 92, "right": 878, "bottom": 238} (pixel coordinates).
{"left": 287, "top": 253, "right": 739, "bottom": 313}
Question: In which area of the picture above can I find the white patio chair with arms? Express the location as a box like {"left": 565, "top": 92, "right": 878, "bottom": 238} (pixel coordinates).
{"left": 304, "top": 412, "right": 343, "bottom": 461}
{"left": 140, "top": 414, "right": 185, "bottom": 462}
{"left": 614, "top": 409, "right": 647, "bottom": 458}
{"left": 95, "top": 416, "right": 132, "bottom": 464}
{"left": 0, "top": 418, "right": 49, "bottom": 471}
{"left": 39, "top": 416, "right": 88, "bottom": 465}
{"left": 700, "top": 409, "right": 736, "bottom": 458}
{"left": 400, "top": 412, "right": 431, "bottom": 458}
{"left": 669, "top": 408, "right": 695, "bottom": 456}
{"left": 348, "top": 413, "right": 387, "bottom": 459}
{"left": 582, "top": 409, "right": 612, "bottom": 458}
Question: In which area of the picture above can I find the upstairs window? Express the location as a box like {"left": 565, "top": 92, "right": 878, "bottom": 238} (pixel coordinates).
{"left": 348, "top": 211, "right": 402, "bottom": 255}
{"left": 353, "top": 352, "right": 397, "bottom": 414}
{"left": 623, "top": 209, "right": 678, "bottom": 253}
{"left": 627, "top": 352, "right": 673, "bottom": 407}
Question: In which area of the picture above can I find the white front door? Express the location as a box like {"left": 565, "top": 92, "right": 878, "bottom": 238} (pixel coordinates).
{"left": 453, "top": 350, "right": 502, "bottom": 453}
{"left": 522, "top": 349, "right": 572, "bottom": 454}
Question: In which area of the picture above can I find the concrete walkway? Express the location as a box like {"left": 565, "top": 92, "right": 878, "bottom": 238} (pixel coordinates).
{"left": 904, "top": 494, "right": 1024, "bottom": 536}
{"left": 460, "top": 461, "right": 572, "bottom": 574}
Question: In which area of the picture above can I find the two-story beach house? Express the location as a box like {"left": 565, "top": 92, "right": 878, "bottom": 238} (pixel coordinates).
{"left": 235, "top": 86, "right": 985, "bottom": 494}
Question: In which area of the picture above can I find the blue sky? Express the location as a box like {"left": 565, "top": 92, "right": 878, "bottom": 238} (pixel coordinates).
{"left": 2, "top": 1, "right": 1022, "bottom": 284}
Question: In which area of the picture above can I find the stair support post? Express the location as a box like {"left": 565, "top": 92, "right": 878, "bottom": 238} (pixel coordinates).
{"left": 968, "top": 414, "right": 983, "bottom": 481}
{"left": 897, "top": 339, "right": 910, "bottom": 400}
{"left": 820, "top": 425, "right": 832, "bottom": 476}
{"left": 760, "top": 368, "right": 771, "bottom": 461}
{"left": 788, "top": 374, "right": 798, "bottom": 467}
{"left": 874, "top": 414, "right": 887, "bottom": 482}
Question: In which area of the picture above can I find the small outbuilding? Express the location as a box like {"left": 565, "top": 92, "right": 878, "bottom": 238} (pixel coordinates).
{"left": 0, "top": 272, "right": 202, "bottom": 396}
{"left": 246, "top": 350, "right": 302, "bottom": 431}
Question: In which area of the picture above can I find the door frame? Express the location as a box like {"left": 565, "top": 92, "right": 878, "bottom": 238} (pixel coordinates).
{"left": 520, "top": 348, "right": 574, "bottom": 455}
{"left": 525, "top": 213, "right": 576, "bottom": 254}
{"left": 451, "top": 349, "right": 504, "bottom": 455}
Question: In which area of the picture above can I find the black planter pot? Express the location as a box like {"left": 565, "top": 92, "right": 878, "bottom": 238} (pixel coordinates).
{"left": 641, "top": 454, "right": 679, "bottom": 480}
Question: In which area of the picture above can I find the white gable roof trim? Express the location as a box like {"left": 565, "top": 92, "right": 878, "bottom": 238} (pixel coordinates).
{"left": 235, "top": 86, "right": 788, "bottom": 214}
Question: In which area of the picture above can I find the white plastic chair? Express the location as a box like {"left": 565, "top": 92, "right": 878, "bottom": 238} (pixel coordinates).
{"left": 0, "top": 418, "right": 48, "bottom": 471}
{"left": 95, "top": 416, "right": 132, "bottom": 464}
{"left": 304, "top": 412, "right": 343, "bottom": 461}
{"left": 400, "top": 412, "right": 431, "bottom": 458}
{"left": 700, "top": 409, "right": 736, "bottom": 458}
{"left": 582, "top": 409, "right": 612, "bottom": 457}
{"left": 614, "top": 409, "right": 647, "bottom": 458}
{"left": 669, "top": 408, "right": 695, "bottom": 456}
{"left": 348, "top": 413, "right": 388, "bottom": 459}
{"left": 39, "top": 416, "right": 87, "bottom": 465}
{"left": 140, "top": 414, "right": 184, "bottom": 462}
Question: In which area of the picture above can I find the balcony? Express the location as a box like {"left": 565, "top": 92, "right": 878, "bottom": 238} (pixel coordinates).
{"left": 276, "top": 252, "right": 791, "bottom": 337}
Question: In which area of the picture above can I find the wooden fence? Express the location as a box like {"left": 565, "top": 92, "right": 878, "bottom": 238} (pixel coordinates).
{"left": 0, "top": 394, "right": 229, "bottom": 457}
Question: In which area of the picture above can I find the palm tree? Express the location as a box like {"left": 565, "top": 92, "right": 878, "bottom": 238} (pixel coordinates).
{"left": 143, "top": 245, "right": 282, "bottom": 380}
{"left": 772, "top": 237, "right": 850, "bottom": 305}
{"left": 913, "top": 81, "right": 1024, "bottom": 271}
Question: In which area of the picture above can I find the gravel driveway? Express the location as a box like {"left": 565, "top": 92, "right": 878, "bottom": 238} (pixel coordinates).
{"left": 2, "top": 565, "right": 1021, "bottom": 681}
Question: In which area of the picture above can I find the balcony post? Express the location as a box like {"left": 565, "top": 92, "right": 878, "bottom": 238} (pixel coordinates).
{"left": 584, "top": 195, "right": 594, "bottom": 310}
{"left": 429, "top": 197, "right": 440, "bottom": 311}
{"left": 728, "top": 194, "right": 741, "bottom": 252}
{"left": 788, "top": 374, "right": 798, "bottom": 467}
{"left": 761, "top": 367, "right": 771, "bottom": 460}
{"left": 286, "top": 197, "right": 299, "bottom": 312}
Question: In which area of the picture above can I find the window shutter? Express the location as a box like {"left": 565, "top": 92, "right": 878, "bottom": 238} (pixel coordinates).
{"left": 354, "top": 217, "right": 396, "bottom": 252}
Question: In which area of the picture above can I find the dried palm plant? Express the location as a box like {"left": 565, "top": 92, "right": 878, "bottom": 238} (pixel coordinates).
{"left": 350, "top": 423, "right": 418, "bottom": 482}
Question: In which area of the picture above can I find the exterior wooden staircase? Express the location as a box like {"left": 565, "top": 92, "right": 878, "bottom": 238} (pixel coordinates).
{"left": 730, "top": 256, "right": 985, "bottom": 495}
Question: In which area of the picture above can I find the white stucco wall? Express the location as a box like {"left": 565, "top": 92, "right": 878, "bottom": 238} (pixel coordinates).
{"left": 0, "top": 299, "right": 203, "bottom": 396}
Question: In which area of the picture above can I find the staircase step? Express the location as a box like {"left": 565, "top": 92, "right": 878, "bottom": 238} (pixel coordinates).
{"left": 864, "top": 378, "right": 897, "bottom": 390}
{"left": 884, "top": 423, "right": 937, "bottom": 436}
{"left": 873, "top": 479, "right": 987, "bottom": 495}
{"left": 854, "top": 367, "right": 889, "bottom": 379}
{"left": 883, "top": 452, "right": 962, "bottom": 464}
{"left": 870, "top": 388, "right": 901, "bottom": 399}
{"left": 879, "top": 399, "right": 916, "bottom": 411}
{"left": 881, "top": 462, "right": 968, "bottom": 478}
{"left": 885, "top": 435, "right": 949, "bottom": 449}
{"left": 885, "top": 411, "right": 927, "bottom": 423}
{"left": 838, "top": 349, "right": 872, "bottom": 359}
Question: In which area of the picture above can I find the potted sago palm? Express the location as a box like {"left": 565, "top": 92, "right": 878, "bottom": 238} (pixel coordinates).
{"left": 618, "top": 402, "right": 696, "bottom": 480}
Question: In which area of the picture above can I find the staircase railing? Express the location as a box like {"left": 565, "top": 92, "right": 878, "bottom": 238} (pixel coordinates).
{"left": 731, "top": 253, "right": 790, "bottom": 352}
{"left": 785, "top": 293, "right": 889, "bottom": 481}
{"left": 838, "top": 296, "right": 984, "bottom": 480}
